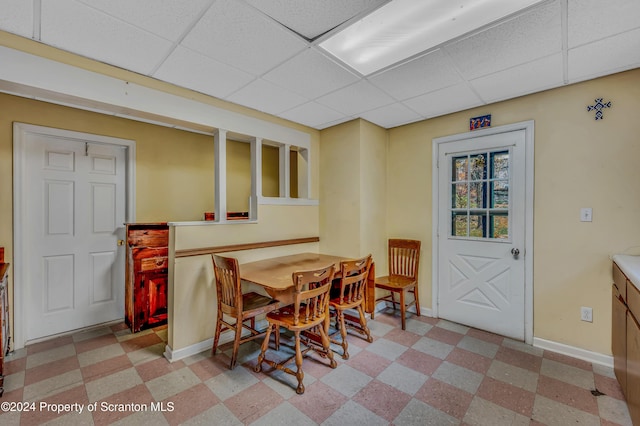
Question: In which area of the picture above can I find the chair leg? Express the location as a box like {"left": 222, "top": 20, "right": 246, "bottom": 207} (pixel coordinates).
{"left": 229, "top": 319, "right": 243, "bottom": 369}
{"left": 400, "top": 290, "right": 406, "bottom": 330}
{"left": 254, "top": 323, "right": 273, "bottom": 373}
{"left": 337, "top": 309, "right": 349, "bottom": 359}
{"left": 294, "top": 331, "right": 305, "bottom": 395}
{"left": 356, "top": 304, "right": 373, "bottom": 343}
{"left": 318, "top": 323, "right": 337, "bottom": 369}
{"left": 274, "top": 325, "right": 280, "bottom": 351}
{"left": 212, "top": 311, "right": 223, "bottom": 356}
{"left": 413, "top": 286, "right": 421, "bottom": 317}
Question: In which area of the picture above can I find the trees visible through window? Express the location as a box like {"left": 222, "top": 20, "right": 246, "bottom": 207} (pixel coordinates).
{"left": 450, "top": 149, "right": 510, "bottom": 239}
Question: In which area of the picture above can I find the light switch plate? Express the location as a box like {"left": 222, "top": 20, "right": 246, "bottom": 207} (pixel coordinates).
{"left": 580, "top": 208, "right": 592, "bottom": 222}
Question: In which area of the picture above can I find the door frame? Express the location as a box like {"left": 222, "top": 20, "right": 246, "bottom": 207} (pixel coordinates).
{"left": 13, "top": 123, "right": 136, "bottom": 349}
{"left": 431, "top": 120, "right": 534, "bottom": 344}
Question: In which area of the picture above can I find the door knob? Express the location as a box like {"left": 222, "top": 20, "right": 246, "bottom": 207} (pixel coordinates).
{"left": 511, "top": 248, "right": 520, "bottom": 258}
{"left": 117, "top": 239, "right": 125, "bottom": 246}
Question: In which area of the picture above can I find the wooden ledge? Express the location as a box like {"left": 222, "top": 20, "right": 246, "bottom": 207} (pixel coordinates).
{"left": 175, "top": 237, "right": 320, "bottom": 258}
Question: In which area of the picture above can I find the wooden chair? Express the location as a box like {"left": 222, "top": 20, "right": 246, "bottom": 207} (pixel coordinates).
{"left": 329, "top": 254, "right": 373, "bottom": 359}
{"left": 211, "top": 254, "right": 280, "bottom": 369}
{"left": 371, "top": 239, "right": 421, "bottom": 330}
{"left": 254, "top": 264, "right": 337, "bottom": 394}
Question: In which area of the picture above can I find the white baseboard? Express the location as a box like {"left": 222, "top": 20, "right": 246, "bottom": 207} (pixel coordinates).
{"left": 163, "top": 318, "right": 270, "bottom": 363}
{"left": 533, "top": 337, "right": 613, "bottom": 368}
{"left": 374, "top": 302, "right": 611, "bottom": 368}
{"left": 372, "top": 300, "right": 434, "bottom": 318}
{"left": 164, "top": 338, "right": 213, "bottom": 363}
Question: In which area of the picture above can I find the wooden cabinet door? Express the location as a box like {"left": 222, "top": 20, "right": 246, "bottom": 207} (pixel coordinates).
{"left": 612, "top": 285, "right": 627, "bottom": 396}
{"left": 0, "top": 269, "right": 7, "bottom": 396}
{"left": 147, "top": 272, "right": 168, "bottom": 326}
{"left": 627, "top": 310, "right": 640, "bottom": 426}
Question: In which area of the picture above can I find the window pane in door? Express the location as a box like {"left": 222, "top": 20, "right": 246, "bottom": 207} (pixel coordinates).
{"left": 452, "top": 183, "right": 468, "bottom": 209}
{"left": 469, "top": 182, "right": 486, "bottom": 209}
{"left": 469, "top": 213, "right": 486, "bottom": 238}
{"left": 449, "top": 148, "right": 512, "bottom": 240}
{"left": 490, "top": 213, "right": 509, "bottom": 239}
{"left": 470, "top": 154, "right": 487, "bottom": 180}
{"left": 491, "top": 180, "right": 509, "bottom": 208}
{"left": 453, "top": 157, "right": 468, "bottom": 181}
{"left": 452, "top": 212, "right": 468, "bottom": 237}
{"left": 491, "top": 151, "right": 509, "bottom": 179}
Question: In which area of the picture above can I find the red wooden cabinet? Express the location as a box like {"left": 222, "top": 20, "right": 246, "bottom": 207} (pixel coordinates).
{"left": 125, "top": 223, "right": 169, "bottom": 333}
{"left": 0, "top": 261, "right": 9, "bottom": 397}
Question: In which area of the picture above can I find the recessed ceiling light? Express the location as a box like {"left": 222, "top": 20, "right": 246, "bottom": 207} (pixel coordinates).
{"left": 319, "top": 0, "right": 545, "bottom": 75}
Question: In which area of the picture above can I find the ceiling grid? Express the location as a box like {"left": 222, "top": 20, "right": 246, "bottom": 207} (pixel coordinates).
{"left": 0, "top": 0, "right": 638, "bottom": 129}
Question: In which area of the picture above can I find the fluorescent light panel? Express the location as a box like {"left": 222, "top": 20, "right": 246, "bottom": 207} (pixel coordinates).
{"left": 319, "top": 0, "right": 545, "bottom": 75}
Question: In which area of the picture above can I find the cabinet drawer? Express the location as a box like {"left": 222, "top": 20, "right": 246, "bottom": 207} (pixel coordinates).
{"left": 613, "top": 262, "right": 627, "bottom": 302}
{"left": 127, "top": 229, "right": 168, "bottom": 247}
{"left": 140, "top": 256, "right": 168, "bottom": 272}
{"left": 629, "top": 281, "right": 640, "bottom": 320}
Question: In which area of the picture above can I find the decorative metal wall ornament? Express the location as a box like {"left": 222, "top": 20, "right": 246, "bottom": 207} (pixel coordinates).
{"left": 587, "top": 98, "right": 612, "bottom": 120}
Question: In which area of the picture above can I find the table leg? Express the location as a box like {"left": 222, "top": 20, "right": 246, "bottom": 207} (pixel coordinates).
{"left": 366, "top": 262, "right": 375, "bottom": 313}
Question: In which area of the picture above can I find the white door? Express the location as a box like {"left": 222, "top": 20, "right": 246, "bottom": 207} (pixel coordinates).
{"left": 23, "top": 131, "right": 126, "bottom": 341}
{"left": 437, "top": 129, "right": 526, "bottom": 340}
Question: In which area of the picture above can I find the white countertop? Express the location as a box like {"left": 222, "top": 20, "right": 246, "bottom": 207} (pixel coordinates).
{"left": 613, "top": 254, "right": 640, "bottom": 291}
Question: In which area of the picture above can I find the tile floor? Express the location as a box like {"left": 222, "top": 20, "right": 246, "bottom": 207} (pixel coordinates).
{"left": 0, "top": 309, "right": 633, "bottom": 425}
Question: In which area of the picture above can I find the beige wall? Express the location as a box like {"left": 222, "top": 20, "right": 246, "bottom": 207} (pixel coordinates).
{"left": 226, "top": 140, "right": 251, "bottom": 212}
{"left": 262, "top": 145, "right": 280, "bottom": 198}
{"left": 0, "top": 92, "right": 216, "bottom": 248}
{"left": 388, "top": 68, "right": 640, "bottom": 354}
{"left": 3, "top": 29, "right": 639, "bottom": 358}
{"left": 168, "top": 204, "right": 320, "bottom": 351}
{"left": 0, "top": 35, "right": 320, "bottom": 350}
{"left": 359, "top": 120, "right": 389, "bottom": 273}
{"left": 320, "top": 120, "right": 362, "bottom": 257}
{"left": 319, "top": 119, "right": 387, "bottom": 276}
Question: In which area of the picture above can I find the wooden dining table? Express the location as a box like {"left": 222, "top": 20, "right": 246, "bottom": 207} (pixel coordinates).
{"left": 240, "top": 252, "right": 376, "bottom": 312}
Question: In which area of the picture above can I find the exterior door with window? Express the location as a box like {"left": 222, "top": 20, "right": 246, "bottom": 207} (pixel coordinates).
{"left": 437, "top": 130, "right": 526, "bottom": 340}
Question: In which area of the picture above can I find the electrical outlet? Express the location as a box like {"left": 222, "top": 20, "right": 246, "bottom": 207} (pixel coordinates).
{"left": 580, "top": 208, "right": 592, "bottom": 222}
{"left": 580, "top": 306, "right": 593, "bottom": 322}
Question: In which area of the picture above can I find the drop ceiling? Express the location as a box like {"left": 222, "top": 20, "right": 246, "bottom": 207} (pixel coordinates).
{"left": 1, "top": 0, "right": 639, "bottom": 130}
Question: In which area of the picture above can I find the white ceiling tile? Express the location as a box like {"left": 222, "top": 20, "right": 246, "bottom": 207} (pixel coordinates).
{"left": 76, "top": 0, "right": 213, "bottom": 42}
{"left": 226, "top": 78, "right": 308, "bottom": 115}
{"left": 245, "top": 0, "right": 387, "bottom": 40}
{"left": 568, "top": 0, "right": 640, "bottom": 48}
{"left": 360, "top": 102, "right": 423, "bottom": 129}
{"left": 471, "top": 53, "right": 564, "bottom": 103}
{"left": 2, "top": 0, "right": 639, "bottom": 130}
{"left": 181, "top": 0, "right": 307, "bottom": 76}
{"left": 153, "top": 46, "right": 254, "bottom": 99}
{"left": 279, "top": 101, "right": 347, "bottom": 129}
{"left": 369, "top": 49, "right": 462, "bottom": 101}
{"left": 404, "top": 83, "right": 483, "bottom": 118}
{"left": 445, "top": 0, "right": 562, "bottom": 80}
{"left": 263, "top": 49, "right": 359, "bottom": 99}
{"left": 0, "top": 0, "right": 33, "bottom": 38}
{"left": 568, "top": 28, "right": 640, "bottom": 83}
{"left": 40, "top": 0, "right": 174, "bottom": 75}
{"left": 316, "top": 80, "right": 394, "bottom": 116}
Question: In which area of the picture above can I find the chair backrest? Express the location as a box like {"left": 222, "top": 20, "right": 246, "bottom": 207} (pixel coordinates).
{"left": 212, "top": 254, "right": 242, "bottom": 316}
{"left": 388, "top": 239, "right": 421, "bottom": 279}
{"left": 337, "top": 255, "right": 372, "bottom": 305}
{"left": 290, "top": 264, "right": 335, "bottom": 326}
